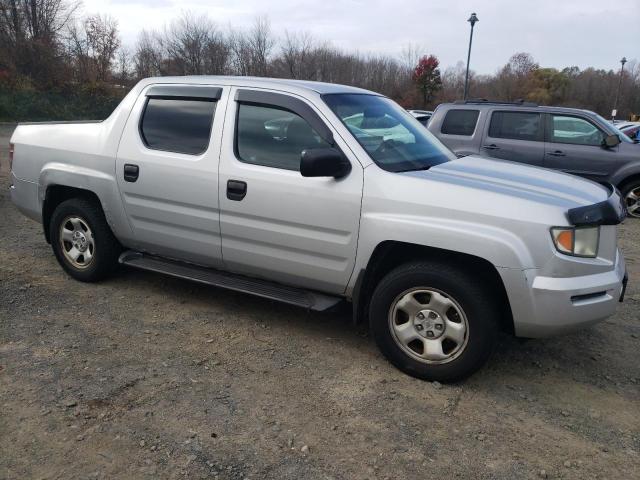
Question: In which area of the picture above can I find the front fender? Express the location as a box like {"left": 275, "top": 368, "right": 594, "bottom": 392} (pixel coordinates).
{"left": 610, "top": 164, "right": 640, "bottom": 188}
{"left": 355, "top": 212, "right": 534, "bottom": 274}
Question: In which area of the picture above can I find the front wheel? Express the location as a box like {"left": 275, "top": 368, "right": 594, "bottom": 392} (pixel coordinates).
{"left": 369, "top": 261, "right": 499, "bottom": 382}
{"left": 620, "top": 180, "right": 640, "bottom": 218}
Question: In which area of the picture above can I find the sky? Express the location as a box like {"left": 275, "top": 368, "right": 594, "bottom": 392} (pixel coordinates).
{"left": 81, "top": 0, "right": 639, "bottom": 74}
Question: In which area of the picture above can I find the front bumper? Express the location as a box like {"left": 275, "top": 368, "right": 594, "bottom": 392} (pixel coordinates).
{"left": 502, "top": 250, "right": 627, "bottom": 338}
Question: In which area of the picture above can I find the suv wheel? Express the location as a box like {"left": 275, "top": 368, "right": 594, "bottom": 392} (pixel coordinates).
{"left": 50, "top": 198, "right": 121, "bottom": 282}
{"left": 369, "top": 261, "right": 499, "bottom": 382}
{"left": 621, "top": 180, "right": 640, "bottom": 218}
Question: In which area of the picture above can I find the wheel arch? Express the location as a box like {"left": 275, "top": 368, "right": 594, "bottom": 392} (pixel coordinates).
{"left": 617, "top": 172, "right": 640, "bottom": 191}
{"left": 351, "top": 240, "right": 514, "bottom": 335}
{"left": 42, "top": 185, "right": 103, "bottom": 243}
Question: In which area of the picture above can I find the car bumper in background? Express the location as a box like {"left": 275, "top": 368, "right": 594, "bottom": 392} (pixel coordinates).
{"left": 501, "top": 250, "right": 627, "bottom": 338}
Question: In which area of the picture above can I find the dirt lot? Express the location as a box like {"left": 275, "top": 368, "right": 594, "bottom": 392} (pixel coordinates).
{"left": 0, "top": 123, "right": 639, "bottom": 480}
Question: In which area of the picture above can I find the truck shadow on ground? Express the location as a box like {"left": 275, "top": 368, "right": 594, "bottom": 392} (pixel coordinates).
{"left": 114, "top": 265, "right": 619, "bottom": 387}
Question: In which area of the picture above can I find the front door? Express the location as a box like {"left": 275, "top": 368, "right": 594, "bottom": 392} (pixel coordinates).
{"left": 481, "top": 110, "right": 545, "bottom": 166}
{"left": 116, "top": 84, "right": 227, "bottom": 267}
{"left": 217, "top": 88, "right": 363, "bottom": 294}
{"left": 543, "top": 113, "right": 618, "bottom": 181}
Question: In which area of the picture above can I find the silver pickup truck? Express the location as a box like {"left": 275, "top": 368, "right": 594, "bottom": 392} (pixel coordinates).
{"left": 9, "top": 76, "right": 628, "bottom": 382}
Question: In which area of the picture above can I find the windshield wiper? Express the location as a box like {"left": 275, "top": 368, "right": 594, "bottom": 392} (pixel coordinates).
{"left": 395, "top": 166, "right": 433, "bottom": 173}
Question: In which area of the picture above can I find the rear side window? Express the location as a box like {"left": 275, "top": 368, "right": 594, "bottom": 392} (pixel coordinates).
{"left": 235, "top": 103, "right": 332, "bottom": 171}
{"left": 441, "top": 109, "right": 479, "bottom": 136}
{"left": 489, "top": 111, "right": 542, "bottom": 141}
{"left": 140, "top": 98, "right": 216, "bottom": 155}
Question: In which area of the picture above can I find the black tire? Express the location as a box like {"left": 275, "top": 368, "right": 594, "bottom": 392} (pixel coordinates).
{"left": 50, "top": 197, "right": 121, "bottom": 282}
{"left": 620, "top": 179, "right": 640, "bottom": 219}
{"left": 369, "top": 261, "right": 499, "bottom": 383}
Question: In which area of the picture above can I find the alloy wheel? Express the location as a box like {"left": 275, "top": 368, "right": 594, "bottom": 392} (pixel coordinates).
{"left": 388, "top": 287, "right": 469, "bottom": 365}
{"left": 59, "top": 216, "right": 95, "bottom": 269}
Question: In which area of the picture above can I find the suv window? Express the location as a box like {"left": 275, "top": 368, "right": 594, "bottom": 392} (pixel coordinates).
{"left": 236, "top": 103, "right": 332, "bottom": 171}
{"left": 489, "top": 111, "right": 542, "bottom": 141}
{"left": 140, "top": 98, "right": 216, "bottom": 155}
{"left": 441, "top": 109, "right": 479, "bottom": 136}
{"left": 550, "top": 115, "right": 605, "bottom": 146}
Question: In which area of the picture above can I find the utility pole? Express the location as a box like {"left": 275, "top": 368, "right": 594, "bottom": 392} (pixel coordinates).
{"left": 463, "top": 12, "right": 479, "bottom": 100}
{"left": 612, "top": 57, "right": 627, "bottom": 123}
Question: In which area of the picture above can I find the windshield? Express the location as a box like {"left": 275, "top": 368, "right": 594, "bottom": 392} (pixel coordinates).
{"left": 593, "top": 113, "right": 634, "bottom": 144}
{"left": 323, "top": 94, "right": 454, "bottom": 172}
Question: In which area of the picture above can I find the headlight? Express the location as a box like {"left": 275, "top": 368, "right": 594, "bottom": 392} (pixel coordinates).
{"left": 550, "top": 226, "right": 600, "bottom": 258}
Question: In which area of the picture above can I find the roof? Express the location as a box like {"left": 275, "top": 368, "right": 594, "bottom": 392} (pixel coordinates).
{"left": 444, "top": 100, "right": 597, "bottom": 116}
{"left": 140, "top": 75, "right": 377, "bottom": 96}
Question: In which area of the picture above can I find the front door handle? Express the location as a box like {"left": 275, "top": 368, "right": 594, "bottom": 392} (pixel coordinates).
{"left": 483, "top": 144, "right": 500, "bottom": 150}
{"left": 227, "top": 180, "right": 247, "bottom": 201}
{"left": 124, "top": 164, "right": 139, "bottom": 182}
{"left": 547, "top": 150, "right": 566, "bottom": 157}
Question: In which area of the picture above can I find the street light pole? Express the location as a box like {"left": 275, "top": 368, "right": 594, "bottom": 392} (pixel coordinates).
{"left": 463, "top": 12, "right": 479, "bottom": 100}
{"left": 612, "top": 56, "right": 627, "bottom": 123}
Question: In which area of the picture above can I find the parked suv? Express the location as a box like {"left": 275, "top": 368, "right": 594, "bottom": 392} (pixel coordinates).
{"left": 9, "top": 78, "right": 627, "bottom": 382}
{"left": 428, "top": 101, "right": 640, "bottom": 218}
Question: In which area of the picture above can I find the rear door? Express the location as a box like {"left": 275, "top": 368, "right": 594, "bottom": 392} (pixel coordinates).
{"left": 217, "top": 88, "right": 363, "bottom": 294}
{"left": 543, "top": 113, "right": 617, "bottom": 180}
{"left": 116, "top": 84, "right": 227, "bottom": 267}
{"left": 481, "top": 110, "right": 545, "bottom": 166}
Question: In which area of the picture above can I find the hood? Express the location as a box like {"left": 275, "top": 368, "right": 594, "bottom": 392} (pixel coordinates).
{"left": 416, "top": 155, "right": 609, "bottom": 210}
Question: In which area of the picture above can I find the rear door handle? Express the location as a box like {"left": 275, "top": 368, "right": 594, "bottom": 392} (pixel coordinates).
{"left": 227, "top": 180, "right": 247, "bottom": 201}
{"left": 124, "top": 164, "right": 139, "bottom": 182}
{"left": 483, "top": 144, "right": 500, "bottom": 150}
{"left": 548, "top": 150, "right": 566, "bottom": 157}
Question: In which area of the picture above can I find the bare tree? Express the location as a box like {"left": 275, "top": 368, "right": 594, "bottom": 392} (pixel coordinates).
{"left": 278, "top": 30, "right": 315, "bottom": 79}
{"left": 246, "top": 16, "right": 274, "bottom": 76}
{"left": 114, "top": 45, "right": 132, "bottom": 86}
{"left": 164, "top": 12, "right": 211, "bottom": 75}
{"left": 133, "top": 29, "right": 163, "bottom": 78}
{"left": 0, "top": 0, "right": 79, "bottom": 85}
{"left": 66, "top": 14, "right": 119, "bottom": 83}
{"left": 85, "top": 14, "right": 119, "bottom": 81}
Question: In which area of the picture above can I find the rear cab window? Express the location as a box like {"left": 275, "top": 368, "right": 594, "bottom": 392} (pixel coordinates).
{"left": 441, "top": 109, "right": 480, "bottom": 136}
{"left": 139, "top": 86, "right": 221, "bottom": 155}
{"left": 488, "top": 111, "right": 543, "bottom": 141}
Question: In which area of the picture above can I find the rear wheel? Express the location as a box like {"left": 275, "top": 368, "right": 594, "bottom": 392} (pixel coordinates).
{"left": 369, "top": 261, "right": 499, "bottom": 382}
{"left": 620, "top": 180, "right": 640, "bottom": 218}
{"left": 50, "top": 198, "right": 121, "bottom": 282}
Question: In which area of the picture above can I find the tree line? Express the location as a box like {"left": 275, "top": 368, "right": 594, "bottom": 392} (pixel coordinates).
{"left": 1, "top": 0, "right": 638, "bottom": 121}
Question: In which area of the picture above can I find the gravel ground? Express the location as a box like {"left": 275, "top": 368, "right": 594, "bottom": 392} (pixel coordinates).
{"left": 1, "top": 123, "right": 639, "bottom": 480}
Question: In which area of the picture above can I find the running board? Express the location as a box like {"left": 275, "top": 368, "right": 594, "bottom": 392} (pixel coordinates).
{"left": 118, "top": 251, "right": 342, "bottom": 311}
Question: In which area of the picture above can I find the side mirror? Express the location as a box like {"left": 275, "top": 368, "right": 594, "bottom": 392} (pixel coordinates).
{"left": 300, "top": 148, "right": 351, "bottom": 178}
{"left": 603, "top": 134, "right": 621, "bottom": 148}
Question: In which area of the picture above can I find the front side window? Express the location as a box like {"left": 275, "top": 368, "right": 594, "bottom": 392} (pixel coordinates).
{"left": 323, "top": 94, "right": 453, "bottom": 172}
{"left": 236, "top": 103, "right": 332, "bottom": 171}
{"left": 140, "top": 98, "right": 216, "bottom": 155}
{"left": 441, "top": 109, "right": 480, "bottom": 136}
{"left": 550, "top": 115, "right": 605, "bottom": 146}
{"left": 489, "top": 111, "right": 542, "bottom": 141}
